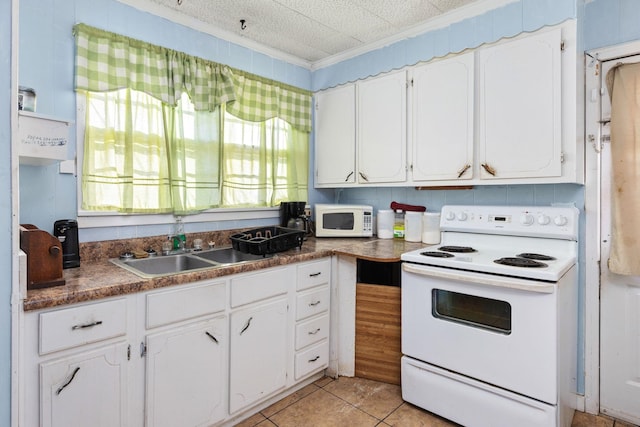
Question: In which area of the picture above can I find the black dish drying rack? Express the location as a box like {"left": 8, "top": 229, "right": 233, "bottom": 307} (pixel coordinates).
{"left": 230, "top": 226, "right": 304, "bottom": 255}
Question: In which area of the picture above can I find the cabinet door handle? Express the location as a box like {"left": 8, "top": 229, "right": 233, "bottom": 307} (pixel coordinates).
{"left": 71, "top": 320, "right": 103, "bottom": 330}
{"left": 309, "top": 300, "right": 321, "bottom": 307}
{"left": 345, "top": 171, "right": 354, "bottom": 182}
{"left": 457, "top": 164, "right": 471, "bottom": 178}
{"left": 481, "top": 163, "right": 496, "bottom": 176}
{"left": 308, "top": 356, "right": 320, "bottom": 363}
{"left": 205, "top": 331, "right": 219, "bottom": 344}
{"left": 309, "top": 272, "right": 322, "bottom": 277}
{"left": 240, "top": 317, "right": 253, "bottom": 335}
{"left": 359, "top": 172, "right": 369, "bottom": 181}
{"left": 56, "top": 367, "right": 80, "bottom": 395}
{"left": 308, "top": 328, "right": 321, "bottom": 335}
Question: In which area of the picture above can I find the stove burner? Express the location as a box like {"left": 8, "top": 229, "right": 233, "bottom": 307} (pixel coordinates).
{"left": 494, "top": 257, "right": 548, "bottom": 268}
{"left": 420, "top": 251, "right": 455, "bottom": 258}
{"left": 517, "top": 253, "right": 556, "bottom": 261}
{"left": 438, "top": 246, "right": 477, "bottom": 253}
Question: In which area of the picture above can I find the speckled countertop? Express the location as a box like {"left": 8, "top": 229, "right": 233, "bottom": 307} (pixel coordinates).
{"left": 24, "top": 237, "right": 426, "bottom": 311}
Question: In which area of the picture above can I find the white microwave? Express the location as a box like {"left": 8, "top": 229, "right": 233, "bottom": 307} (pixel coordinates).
{"left": 315, "top": 204, "right": 373, "bottom": 237}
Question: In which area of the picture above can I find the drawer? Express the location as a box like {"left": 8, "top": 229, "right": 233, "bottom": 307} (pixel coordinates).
{"left": 297, "top": 259, "right": 331, "bottom": 291}
{"left": 295, "top": 340, "right": 329, "bottom": 380}
{"left": 146, "top": 280, "right": 225, "bottom": 329}
{"left": 40, "top": 299, "right": 127, "bottom": 355}
{"left": 231, "top": 267, "right": 289, "bottom": 308}
{"left": 296, "top": 286, "right": 330, "bottom": 321}
{"left": 295, "top": 314, "right": 329, "bottom": 350}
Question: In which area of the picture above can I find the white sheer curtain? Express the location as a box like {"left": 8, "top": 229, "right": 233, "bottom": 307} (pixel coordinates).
{"left": 606, "top": 62, "right": 640, "bottom": 275}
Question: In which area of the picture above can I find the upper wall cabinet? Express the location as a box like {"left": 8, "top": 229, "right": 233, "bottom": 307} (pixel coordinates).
{"left": 313, "top": 21, "right": 580, "bottom": 188}
{"left": 410, "top": 52, "right": 475, "bottom": 182}
{"left": 477, "top": 28, "right": 562, "bottom": 180}
{"left": 314, "top": 85, "right": 356, "bottom": 186}
{"left": 357, "top": 70, "right": 407, "bottom": 184}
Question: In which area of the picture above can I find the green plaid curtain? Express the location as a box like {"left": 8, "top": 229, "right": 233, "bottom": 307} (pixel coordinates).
{"left": 73, "top": 23, "right": 312, "bottom": 132}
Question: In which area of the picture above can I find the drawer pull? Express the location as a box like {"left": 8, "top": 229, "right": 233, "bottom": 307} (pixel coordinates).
{"left": 240, "top": 317, "right": 253, "bottom": 335}
{"left": 308, "top": 328, "right": 321, "bottom": 335}
{"left": 308, "top": 356, "right": 320, "bottom": 363}
{"left": 309, "top": 272, "right": 322, "bottom": 277}
{"left": 309, "top": 300, "right": 321, "bottom": 307}
{"left": 56, "top": 367, "right": 80, "bottom": 395}
{"left": 205, "top": 331, "right": 219, "bottom": 344}
{"left": 71, "top": 320, "right": 103, "bottom": 330}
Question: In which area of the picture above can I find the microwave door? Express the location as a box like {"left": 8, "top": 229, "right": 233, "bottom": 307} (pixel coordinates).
{"left": 324, "top": 212, "right": 355, "bottom": 230}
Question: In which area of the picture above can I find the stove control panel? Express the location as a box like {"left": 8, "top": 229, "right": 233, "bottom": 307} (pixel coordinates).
{"left": 439, "top": 205, "right": 578, "bottom": 240}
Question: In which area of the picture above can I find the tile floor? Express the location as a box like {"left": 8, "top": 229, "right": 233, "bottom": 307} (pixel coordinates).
{"left": 234, "top": 376, "right": 639, "bottom": 427}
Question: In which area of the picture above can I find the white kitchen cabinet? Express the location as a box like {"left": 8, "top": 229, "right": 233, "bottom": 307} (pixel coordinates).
{"left": 229, "top": 297, "right": 289, "bottom": 413}
{"left": 39, "top": 342, "right": 129, "bottom": 427}
{"left": 477, "top": 28, "right": 562, "bottom": 180}
{"left": 314, "top": 85, "right": 356, "bottom": 185}
{"left": 293, "top": 259, "right": 331, "bottom": 381}
{"left": 410, "top": 52, "right": 475, "bottom": 182}
{"left": 145, "top": 316, "right": 226, "bottom": 427}
{"left": 24, "top": 258, "right": 333, "bottom": 426}
{"left": 357, "top": 70, "right": 407, "bottom": 184}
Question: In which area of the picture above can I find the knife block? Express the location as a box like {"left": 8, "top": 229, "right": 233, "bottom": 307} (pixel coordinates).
{"left": 20, "top": 224, "right": 66, "bottom": 289}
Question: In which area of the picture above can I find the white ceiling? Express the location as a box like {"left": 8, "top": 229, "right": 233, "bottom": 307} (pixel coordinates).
{"left": 126, "top": 0, "right": 495, "bottom": 66}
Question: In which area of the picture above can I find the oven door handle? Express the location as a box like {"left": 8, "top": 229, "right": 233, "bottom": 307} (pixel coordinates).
{"left": 402, "top": 263, "right": 555, "bottom": 294}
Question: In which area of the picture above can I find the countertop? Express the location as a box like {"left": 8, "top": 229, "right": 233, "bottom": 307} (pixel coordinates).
{"left": 24, "top": 237, "right": 426, "bottom": 311}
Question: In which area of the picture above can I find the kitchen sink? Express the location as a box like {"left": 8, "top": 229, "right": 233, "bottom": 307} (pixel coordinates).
{"left": 193, "top": 247, "right": 272, "bottom": 264}
{"left": 111, "top": 247, "right": 272, "bottom": 278}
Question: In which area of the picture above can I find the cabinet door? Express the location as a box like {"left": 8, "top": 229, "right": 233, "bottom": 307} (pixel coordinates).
{"left": 145, "top": 316, "right": 226, "bottom": 427}
{"left": 357, "top": 71, "right": 407, "bottom": 183}
{"left": 478, "top": 28, "right": 562, "bottom": 180}
{"left": 229, "top": 298, "right": 288, "bottom": 413}
{"left": 40, "top": 343, "right": 128, "bottom": 427}
{"left": 411, "top": 53, "right": 474, "bottom": 181}
{"left": 315, "top": 85, "right": 356, "bottom": 186}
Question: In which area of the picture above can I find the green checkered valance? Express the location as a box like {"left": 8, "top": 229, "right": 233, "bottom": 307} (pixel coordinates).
{"left": 73, "top": 24, "right": 312, "bottom": 132}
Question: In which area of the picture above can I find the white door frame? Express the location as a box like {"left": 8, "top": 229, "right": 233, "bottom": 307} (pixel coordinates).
{"left": 584, "top": 39, "right": 640, "bottom": 415}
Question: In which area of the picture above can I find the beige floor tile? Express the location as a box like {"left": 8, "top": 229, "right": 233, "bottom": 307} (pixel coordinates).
{"left": 572, "top": 412, "right": 615, "bottom": 427}
{"left": 383, "top": 403, "right": 459, "bottom": 427}
{"left": 314, "top": 376, "right": 335, "bottom": 388}
{"left": 615, "top": 421, "right": 640, "bottom": 427}
{"left": 269, "top": 389, "right": 379, "bottom": 427}
{"left": 255, "top": 420, "right": 278, "bottom": 427}
{"left": 322, "top": 376, "right": 404, "bottom": 419}
{"left": 261, "top": 383, "right": 320, "bottom": 418}
{"left": 234, "top": 412, "right": 268, "bottom": 427}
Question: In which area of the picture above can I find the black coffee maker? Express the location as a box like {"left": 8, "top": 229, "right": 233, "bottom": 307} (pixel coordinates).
{"left": 54, "top": 219, "right": 80, "bottom": 268}
{"left": 279, "top": 201, "right": 308, "bottom": 234}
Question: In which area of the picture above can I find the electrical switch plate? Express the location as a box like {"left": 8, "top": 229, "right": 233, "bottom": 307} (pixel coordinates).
{"left": 59, "top": 159, "right": 75, "bottom": 175}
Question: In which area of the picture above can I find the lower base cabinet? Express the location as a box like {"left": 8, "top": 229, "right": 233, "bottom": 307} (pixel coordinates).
{"left": 40, "top": 342, "right": 129, "bottom": 427}
{"left": 24, "top": 258, "right": 331, "bottom": 427}
{"left": 145, "top": 316, "right": 227, "bottom": 427}
{"left": 229, "top": 298, "right": 289, "bottom": 413}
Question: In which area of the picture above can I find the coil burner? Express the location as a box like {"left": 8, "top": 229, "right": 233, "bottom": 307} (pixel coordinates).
{"left": 494, "top": 257, "right": 548, "bottom": 268}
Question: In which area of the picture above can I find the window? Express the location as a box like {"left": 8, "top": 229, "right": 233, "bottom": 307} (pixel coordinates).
{"left": 74, "top": 24, "right": 311, "bottom": 217}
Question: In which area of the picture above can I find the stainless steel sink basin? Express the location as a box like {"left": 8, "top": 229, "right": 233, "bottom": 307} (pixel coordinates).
{"left": 111, "top": 247, "right": 272, "bottom": 278}
{"left": 193, "top": 247, "right": 272, "bottom": 264}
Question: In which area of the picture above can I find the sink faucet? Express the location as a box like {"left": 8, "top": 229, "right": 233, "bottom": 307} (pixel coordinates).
{"left": 170, "top": 216, "right": 187, "bottom": 252}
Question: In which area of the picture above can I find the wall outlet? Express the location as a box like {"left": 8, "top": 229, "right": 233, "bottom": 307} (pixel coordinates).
{"left": 304, "top": 206, "right": 312, "bottom": 217}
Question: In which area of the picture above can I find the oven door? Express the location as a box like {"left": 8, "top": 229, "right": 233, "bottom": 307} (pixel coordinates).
{"left": 401, "top": 262, "right": 558, "bottom": 404}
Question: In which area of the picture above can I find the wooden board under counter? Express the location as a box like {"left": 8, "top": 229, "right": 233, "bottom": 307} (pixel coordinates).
{"left": 355, "top": 282, "right": 401, "bottom": 385}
